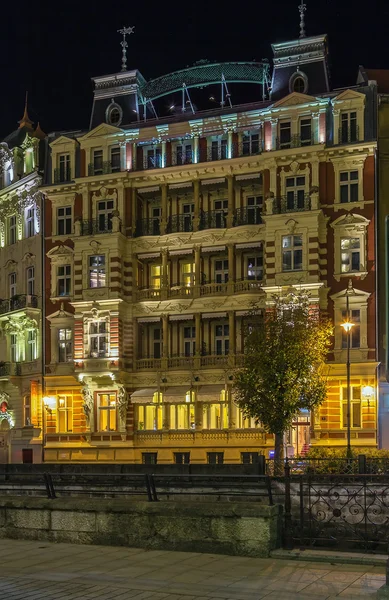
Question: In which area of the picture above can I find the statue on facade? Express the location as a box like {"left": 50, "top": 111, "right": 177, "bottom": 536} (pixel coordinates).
{"left": 81, "top": 383, "right": 94, "bottom": 427}
{"left": 117, "top": 385, "right": 128, "bottom": 421}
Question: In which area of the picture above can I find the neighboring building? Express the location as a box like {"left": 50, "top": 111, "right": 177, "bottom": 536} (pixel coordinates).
{"left": 0, "top": 102, "right": 46, "bottom": 462}
{"left": 37, "top": 22, "right": 380, "bottom": 464}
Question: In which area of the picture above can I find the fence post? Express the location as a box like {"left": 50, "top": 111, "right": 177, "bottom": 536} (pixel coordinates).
{"left": 283, "top": 457, "right": 294, "bottom": 550}
{"left": 258, "top": 455, "right": 266, "bottom": 475}
{"left": 358, "top": 454, "right": 367, "bottom": 475}
{"left": 144, "top": 473, "right": 153, "bottom": 502}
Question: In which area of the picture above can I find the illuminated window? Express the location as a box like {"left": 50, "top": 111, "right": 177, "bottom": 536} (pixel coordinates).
{"left": 57, "top": 265, "right": 71, "bottom": 296}
{"left": 285, "top": 176, "right": 306, "bottom": 210}
{"left": 97, "top": 200, "right": 114, "bottom": 232}
{"left": 341, "top": 238, "right": 360, "bottom": 273}
{"left": 203, "top": 400, "right": 229, "bottom": 429}
{"left": 246, "top": 255, "right": 263, "bottom": 281}
{"left": 89, "top": 321, "right": 108, "bottom": 358}
{"left": 237, "top": 410, "right": 260, "bottom": 429}
{"left": 182, "top": 262, "right": 195, "bottom": 287}
{"left": 97, "top": 393, "right": 117, "bottom": 431}
{"left": 282, "top": 235, "right": 303, "bottom": 271}
{"left": 89, "top": 255, "right": 105, "bottom": 288}
{"left": 170, "top": 401, "right": 195, "bottom": 430}
{"left": 25, "top": 207, "right": 35, "bottom": 238}
{"left": 137, "top": 403, "right": 162, "bottom": 430}
{"left": 150, "top": 264, "right": 161, "bottom": 289}
{"left": 26, "top": 267, "right": 34, "bottom": 296}
{"left": 340, "top": 112, "right": 358, "bottom": 144}
{"left": 26, "top": 330, "right": 37, "bottom": 361}
{"left": 342, "top": 386, "right": 361, "bottom": 428}
{"left": 342, "top": 309, "right": 360, "bottom": 348}
{"left": 58, "top": 328, "right": 72, "bottom": 363}
{"left": 340, "top": 171, "right": 359, "bottom": 203}
{"left": 57, "top": 206, "right": 72, "bottom": 235}
{"left": 8, "top": 215, "right": 16, "bottom": 245}
{"left": 57, "top": 395, "right": 73, "bottom": 432}
{"left": 293, "top": 76, "right": 305, "bottom": 93}
{"left": 23, "top": 395, "right": 31, "bottom": 426}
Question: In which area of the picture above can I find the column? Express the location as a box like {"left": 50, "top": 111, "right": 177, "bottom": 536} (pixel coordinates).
{"left": 227, "top": 129, "right": 233, "bottom": 159}
{"left": 194, "top": 245, "right": 201, "bottom": 298}
{"left": 271, "top": 118, "right": 278, "bottom": 150}
{"left": 229, "top": 387, "right": 237, "bottom": 429}
{"left": 226, "top": 175, "right": 235, "bottom": 228}
{"left": 131, "top": 186, "right": 137, "bottom": 235}
{"left": 161, "top": 249, "right": 168, "bottom": 300}
{"left": 193, "top": 179, "right": 200, "bottom": 231}
{"left": 163, "top": 402, "right": 170, "bottom": 431}
{"left": 291, "top": 116, "right": 298, "bottom": 144}
{"left": 195, "top": 312, "right": 201, "bottom": 369}
{"left": 312, "top": 112, "right": 320, "bottom": 144}
{"left": 162, "top": 140, "right": 167, "bottom": 168}
{"left": 117, "top": 180, "right": 124, "bottom": 222}
{"left": 228, "top": 243, "right": 235, "bottom": 294}
{"left": 132, "top": 319, "right": 138, "bottom": 368}
{"left": 120, "top": 142, "right": 126, "bottom": 171}
{"left": 193, "top": 134, "right": 199, "bottom": 164}
{"left": 229, "top": 311, "right": 236, "bottom": 358}
{"left": 333, "top": 109, "right": 340, "bottom": 145}
{"left": 132, "top": 142, "right": 137, "bottom": 169}
{"left": 162, "top": 315, "right": 169, "bottom": 358}
{"left": 81, "top": 184, "right": 90, "bottom": 221}
{"left": 161, "top": 183, "right": 168, "bottom": 234}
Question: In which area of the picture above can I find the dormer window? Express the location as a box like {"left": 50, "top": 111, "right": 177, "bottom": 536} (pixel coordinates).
{"left": 294, "top": 77, "right": 305, "bottom": 93}
{"left": 289, "top": 71, "right": 308, "bottom": 95}
{"left": 106, "top": 102, "right": 123, "bottom": 127}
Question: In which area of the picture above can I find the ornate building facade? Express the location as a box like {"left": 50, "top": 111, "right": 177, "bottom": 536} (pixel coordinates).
{"left": 0, "top": 104, "right": 45, "bottom": 462}
{"left": 36, "top": 26, "right": 379, "bottom": 464}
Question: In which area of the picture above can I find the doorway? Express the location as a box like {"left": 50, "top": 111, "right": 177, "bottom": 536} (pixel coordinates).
{"left": 291, "top": 412, "right": 311, "bottom": 456}
{"left": 22, "top": 449, "right": 33, "bottom": 464}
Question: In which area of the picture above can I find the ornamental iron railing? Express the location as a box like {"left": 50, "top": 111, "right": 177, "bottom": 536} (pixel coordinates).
{"left": 233, "top": 206, "right": 263, "bottom": 226}
{"left": 0, "top": 295, "right": 38, "bottom": 315}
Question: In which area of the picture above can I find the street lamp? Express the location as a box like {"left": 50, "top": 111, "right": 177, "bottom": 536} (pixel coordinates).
{"left": 340, "top": 284, "right": 354, "bottom": 459}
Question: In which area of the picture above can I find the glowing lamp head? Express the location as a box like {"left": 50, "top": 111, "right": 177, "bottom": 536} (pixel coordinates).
{"left": 362, "top": 385, "right": 374, "bottom": 399}
{"left": 341, "top": 321, "right": 354, "bottom": 333}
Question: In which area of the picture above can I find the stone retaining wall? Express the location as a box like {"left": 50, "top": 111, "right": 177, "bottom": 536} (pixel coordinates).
{"left": 0, "top": 497, "right": 282, "bottom": 557}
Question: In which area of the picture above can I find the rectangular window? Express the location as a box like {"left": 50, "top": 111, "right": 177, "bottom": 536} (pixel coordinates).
{"left": 57, "top": 395, "right": 73, "bottom": 432}
{"left": 59, "top": 154, "right": 70, "bottom": 181}
{"left": 110, "top": 147, "right": 121, "bottom": 172}
{"left": 279, "top": 121, "right": 291, "bottom": 148}
{"left": 97, "top": 393, "right": 117, "bottom": 431}
{"left": 58, "top": 328, "right": 72, "bottom": 363}
{"left": 25, "top": 207, "right": 35, "bottom": 237}
{"left": 213, "top": 199, "right": 228, "bottom": 228}
{"left": 342, "top": 309, "right": 361, "bottom": 349}
{"left": 146, "top": 147, "right": 162, "bottom": 169}
{"left": 27, "top": 330, "right": 36, "bottom": 361}
{"left": 214, "top": 259, "right": 228, "bottom": 284}
{"left": 341, "top": 238, "right": 361, "bottom": 273}
{"left": 93, "top": 149, "right": 103, "bottom": 174}
{"left": 204, "top": 403, "right": 229, "bottom": 429}
{"left": 138, "top": 403, "right": 163, "bottom": 431}
{"left": 340, "top": 171, "right": 359, "bottom": 203}
{"left": 300, "top": 118, "right": 312, "bottom": 146}
{"left": 175, "top": 452, "right": 190, "bottom": 464}
{"left": 176, "top": 144, "right": 193, "bottom": 165}
{"left": 342, "top": 386, "right": 361, "bottom": 428}
{"left": 57, "top": 265, "right": 71, "bottom": 296}
{"left": 9, "top": 215, "right": 16, "bottom": 245}
{"left": 170, "top": 404, "right": 195, "bottom": 430}
{"left": 150, "top": 264, "right": 161, "bottom": 289}
{"left": 341, "top": 111, "right": 358, "bottom": 144}
{"left": 285, "top": 176, "right": 306, "bottom": 210}
{"left": 207, "top": 452, "right": 224, "bottom": 464}
{"left": 246, "top": 195, "right": 263, "bottom": 224}
{"left": 142, "top": 452, "right": 158, "bottom": 465}
{"left": 182, "top": 203, "right": 194, "bottom": 232}
{"left": 10, "top": 334, "right": 17, "bottom": 362}
{"left": 57, "top": 206, "right": 72, "bottom": 235}
{"left": 211, "top": 139, "right": 228, "bottom": 161}
{"left": 182, "top": 262, "right": 195, "bottom": 287}
{"left": 246, "top": 255, "right": 263, "bottom": 280}
{"left": 97, "top": 200, "right": 114, "bottom": 232}
{"left": 152, "top": 327, "right": 162, "bottom": 359}
{"left": 242, "top": 133, "right": 260, "bottom": 156}
{"left": 26, "top": 267, "right": 34, "bottom": 296}
{"left": 241, "top": 452, "right": 261, "bottom": 464}
{"left": 89, "top": 255, "right": 106, "bottom": 288}
{"left": 215, "top": 323, "right": 229, "bottom": 355}
{"left": 282, "top": 235, "right": 303, "bottom": 271}
{"left": 9, "top": 272, "right": 16, "bottom": 297}
{"left": 183, "top": 325, "right": 196, "bottom": 357}
{"left": 89, "top": 321, "right": 108, "bottom": 358}
{"left": 23, "top": 395, "right": 31, "bottom": 426}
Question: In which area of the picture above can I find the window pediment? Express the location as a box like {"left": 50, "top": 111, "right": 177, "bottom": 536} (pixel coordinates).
{"left": 272, "top": 91, "right": 318, "bottom": 108}
{"left": 47, "top": 245, "right": 74, "bottom": 265}
{"left": 331, "top": 213, "right": 370, "bottom": 231}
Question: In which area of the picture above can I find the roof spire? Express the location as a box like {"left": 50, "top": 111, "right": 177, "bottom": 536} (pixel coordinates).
{"left": 117, "top": 25, "right": 135, "bottom": 72}
{"left": 18, "top": 91, "right": 34, "bottom": 130}
{"left": 298, "top": 2, "right": 307, "bottom": 39}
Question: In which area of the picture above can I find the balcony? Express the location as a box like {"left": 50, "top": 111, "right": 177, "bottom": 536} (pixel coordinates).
{"left": 200, "top": 354, "right": 230, "bottom": 367}
{"left": 135, "top": 354, "right": 233, "bottom": 370}
{"left": 137, "top": 288, "right": 161, "bottom": 301}
{"left": 168, "top": 355, "right": 195, "bottom": 369}
{"left": 0, "top": 295, "right": 38, "bottom": 315}
{"left": 233, "top": 207, "right": 263, "bottom": 226}
{"left": 338, "top": 125, "right": 359, "bottom": 145}
{"left": 88, "top": 161, "right": 121, "bottom": 176}
{"left": 54, "top": 167, "right": 72, "bottom": 184}
{"left": 167, "top": 214, "right": 193, "bottom": 233}
{"left": 273, "top": 194, "right": 311, "bottom": 214}
{"left": 74, "top": 356, "right": 120, "bottom": 372}
{"left": 199, "top": 282, "right": 228, "bottom": 296}
{"left": 80, "top": 219, "right": 115, "bottom": 235}
{"left": 134, "top": 279, "right": 262, "bottom": 303}
{"left": 233, "top": 280, "right": 263, "bottom": 293}
{"left": 136, "top": 358, "right": 162, "bottom": 370}
{"left": 0, "top": 361, "right": 41, "bottom": 377}
{"left": 232, "top": 141, "right": 263, "bottom": 158}
{"left": 199, "top": 210, "right": 227, "bottom": 230}
{"left": 169, "top": 285, "right": 193, "bottom": 299}
{"left": 135, "top": 217, "right": 161, "bottom": 237}
{"left": 276, "top": 134, "right": 315, "bottom": 150}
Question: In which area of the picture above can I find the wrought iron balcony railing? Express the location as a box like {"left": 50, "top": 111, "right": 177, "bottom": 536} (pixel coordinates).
{"left": 232, "top": 141, "right": 263, "bottom": 158}
{"left": 143, "top": 155, "right": 163, "bottom": 170}
{"left": 169, "top": 149, "right": 195, "bottom": 166}
{"left": 233, "top": 206, "right": 263, "bottom": 226}
{"left": 273, "top": 194, "right": 311, "bottom": 213}
{"left": 276, "top": 134, "right": 315, "bottom": 150}
{"left": 0, "top": 294, "right": 38, "bottom": 315}
{"left": 0, "top": 362, "right": 11, "bottom": 377}
{"left": 80, "top": 219, "right": 114, "bottom": 235}
{"left": 54, "top": 167, "right": 72, "bottom": 184}
{"left": 199, "top": 210, "right": 227, "bottom": 230}
{"left": 167, "top": 214, "right": 193, "bottom": 233}
{"left": 338, "top": 125, "right": 359, "bottom": 145}
{"left": 88, "top": 161, "right": 122, "bottom": 176}
{"left": 135, "top": 217, "right": 161, "bottom": 237}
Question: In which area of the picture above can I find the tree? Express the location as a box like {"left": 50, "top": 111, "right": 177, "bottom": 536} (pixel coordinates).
{"left": 234, "top": 292, "right": 333, "bottom": 467}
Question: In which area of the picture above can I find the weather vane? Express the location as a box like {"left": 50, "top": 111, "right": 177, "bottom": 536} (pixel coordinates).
{"left": 298, "top": 2, "right": 307, "bottom": 39}
{"left": 117, "top": 26, "right": 135, "bottom": 72}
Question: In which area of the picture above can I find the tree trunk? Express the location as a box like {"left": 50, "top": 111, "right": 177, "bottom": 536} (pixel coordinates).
{"left": 274, "top": 431, "right": 284, "bottom": 476}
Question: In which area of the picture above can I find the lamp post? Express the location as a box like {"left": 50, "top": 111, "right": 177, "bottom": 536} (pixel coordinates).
{"left": 42, "top": 396, "right": 56, "bottom": 454}
{"left": 340, "top": 285, "right": 354, "bottom": 459}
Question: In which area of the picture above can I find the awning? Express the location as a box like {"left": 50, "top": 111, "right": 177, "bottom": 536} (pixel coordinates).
{"left": 202, "top": 246, "right": 226, "bottom": 253}
{"left": 130, "top": 388, "right": 157, "bottom": 403}
{"left": 162, "top": 386, "right": 191, "bottom": 403}
{"left": 197, "top": 385, "right": 224, "bottom": 402}
{"left": 236, "top": 242, "right": 262, "bottom": 250}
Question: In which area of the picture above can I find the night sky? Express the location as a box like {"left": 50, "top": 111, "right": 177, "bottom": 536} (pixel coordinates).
{"left": 1, "top": 0, "right": 387, "bottom": 138}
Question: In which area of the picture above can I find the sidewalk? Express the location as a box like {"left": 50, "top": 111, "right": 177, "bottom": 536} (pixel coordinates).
{"left": 0, "top": 539, "right": 386, "bottom": 600}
